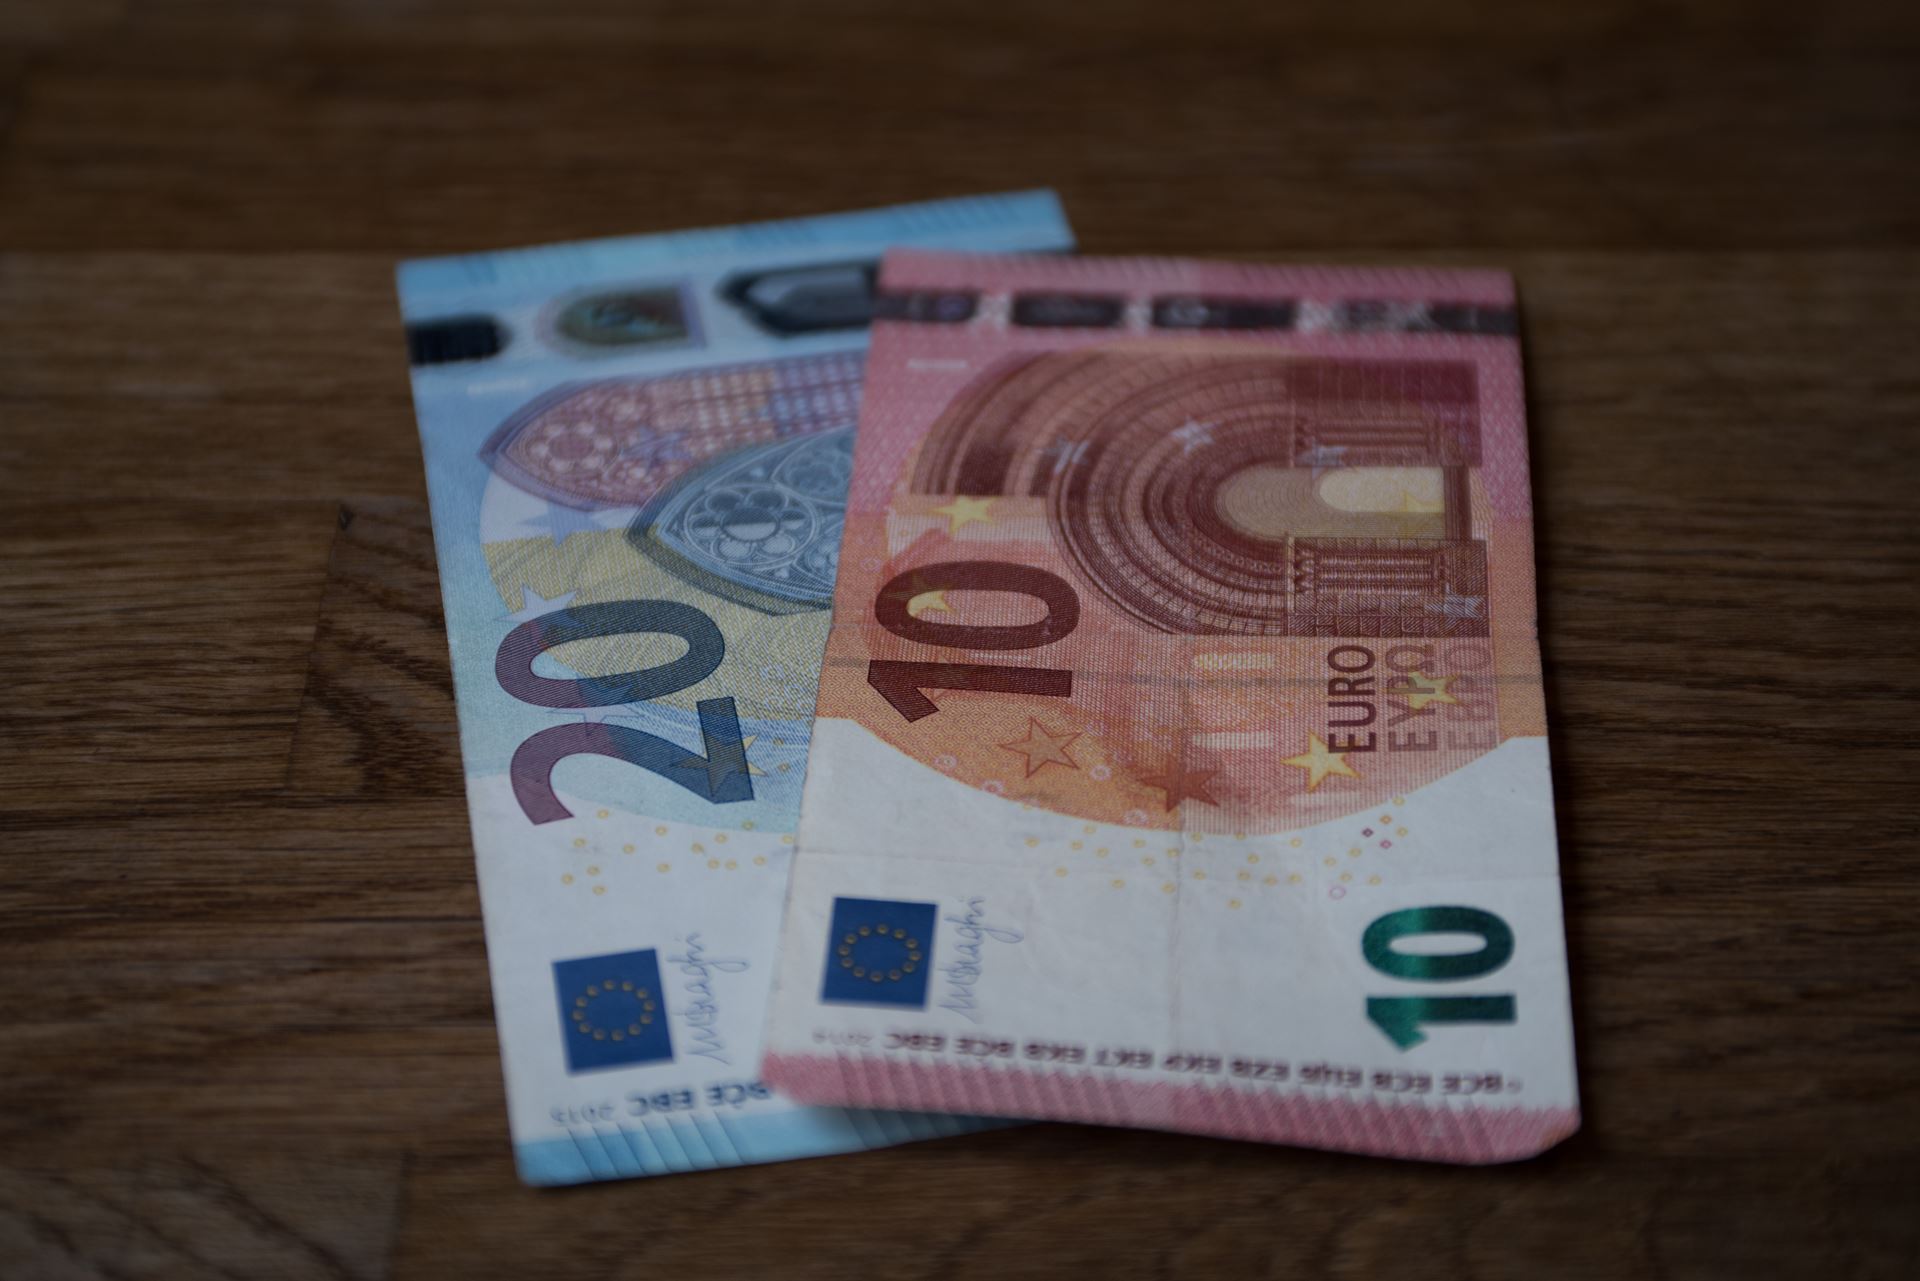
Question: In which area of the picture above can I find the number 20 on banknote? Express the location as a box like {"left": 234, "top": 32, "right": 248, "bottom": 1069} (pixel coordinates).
{"left": 497, "top": 600, "right": 755, "bottom": 823}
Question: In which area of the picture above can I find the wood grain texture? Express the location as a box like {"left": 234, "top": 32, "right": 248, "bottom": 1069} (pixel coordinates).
{"left": 2, "top": 1, "right": 1916, "bottom": 1277}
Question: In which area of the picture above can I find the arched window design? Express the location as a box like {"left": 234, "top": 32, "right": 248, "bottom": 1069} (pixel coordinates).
{"left": 911, "top": 351, "right": 1491, "bottom": 637}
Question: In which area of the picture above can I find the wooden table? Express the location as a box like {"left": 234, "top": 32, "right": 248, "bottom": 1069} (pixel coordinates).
{"left": 3, "top": 2, "right": 1915, "bottom": 1276}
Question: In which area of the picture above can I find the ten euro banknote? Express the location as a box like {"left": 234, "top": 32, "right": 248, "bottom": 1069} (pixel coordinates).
{"left": 761, "top": 251, "right": 1578, "bottom": 1163}
{"left": 397, "top": 195, "right": 1073, "bottom": 1185}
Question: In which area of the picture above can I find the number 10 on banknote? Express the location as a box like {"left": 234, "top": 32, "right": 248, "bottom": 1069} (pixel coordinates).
{"left": 762, "top": 252, "right": 1578, "bottom": 1162}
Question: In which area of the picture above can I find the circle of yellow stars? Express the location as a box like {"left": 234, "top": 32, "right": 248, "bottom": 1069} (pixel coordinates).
{"left": 836, "top": 924, "right": 923, "bottom": 985}
{"left": 570, "top": 978, "right": 657, "bottom": 1042}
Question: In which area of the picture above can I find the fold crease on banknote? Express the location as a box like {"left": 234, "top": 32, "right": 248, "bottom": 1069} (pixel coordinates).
{"left": 760, "top": 250, "right": 1577, "bottom": 1164}
{"left": 397, "top": 195, "right": 1074, "bottom": 1185}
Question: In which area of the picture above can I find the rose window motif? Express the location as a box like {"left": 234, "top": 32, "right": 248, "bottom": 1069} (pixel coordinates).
{"left": 682, "top": 482, "right": 815, "bottom": 567}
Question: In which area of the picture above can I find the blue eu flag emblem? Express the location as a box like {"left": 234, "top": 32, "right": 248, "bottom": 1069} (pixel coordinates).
{"left": 820, "top": 897, "right": 937, "bottom": 1008}
{"left": 553, "top": 948, "right": 674, "bottom": 1074}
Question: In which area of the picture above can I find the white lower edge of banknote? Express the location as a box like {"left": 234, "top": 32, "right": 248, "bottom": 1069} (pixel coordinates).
{"left": 765, "top": 724, "right": 1576, "bottom": 1164}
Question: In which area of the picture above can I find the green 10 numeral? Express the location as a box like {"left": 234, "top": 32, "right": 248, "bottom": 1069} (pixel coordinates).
{"left": 1363, "top": 906, "right": 1517, "bottom": 1049}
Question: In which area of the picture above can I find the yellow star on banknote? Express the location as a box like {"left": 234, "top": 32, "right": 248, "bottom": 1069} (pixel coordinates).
{"left": 931, "top": 495, "right": 995, "bottom": 533}
{"left": 1397, "top": 670, "right": 1460, "bottom": 711}
{"left": 1282, "top": 733, "right": 1360, "bottom": 791}
{"left": 906, "top": 589, "right": 951, "bottom": 618}
{"left": 741, "top": 735, "right": 767, "bottom": 777}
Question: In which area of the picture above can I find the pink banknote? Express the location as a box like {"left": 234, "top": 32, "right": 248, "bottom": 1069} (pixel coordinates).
{"left": 760, "top": 251, "right": 1576, "bottom": 1162}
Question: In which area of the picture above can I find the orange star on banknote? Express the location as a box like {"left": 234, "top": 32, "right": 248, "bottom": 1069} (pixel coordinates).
{"left": 1136, "top": 748, "right": 1220, "bottom": 810}
{"left": 998, "top": 718, "right": 1082, "bottom": 777}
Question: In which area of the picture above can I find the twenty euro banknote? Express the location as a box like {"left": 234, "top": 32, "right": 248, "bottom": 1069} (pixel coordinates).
{"left": 397, "top": 195, "right": 1073, "bottom": 1185}
{"left": 762, "top": 251, "right": 1578, "bottom": 1163}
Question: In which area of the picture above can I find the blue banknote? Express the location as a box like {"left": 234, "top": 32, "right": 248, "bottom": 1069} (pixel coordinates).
{"left": 398, "top": 193, "right": 1073, "bottom": 1184}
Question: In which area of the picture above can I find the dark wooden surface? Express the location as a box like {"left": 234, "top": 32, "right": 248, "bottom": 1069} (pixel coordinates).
{"left": 3, "top": 2, "right": 1917, "bottom": 1277}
